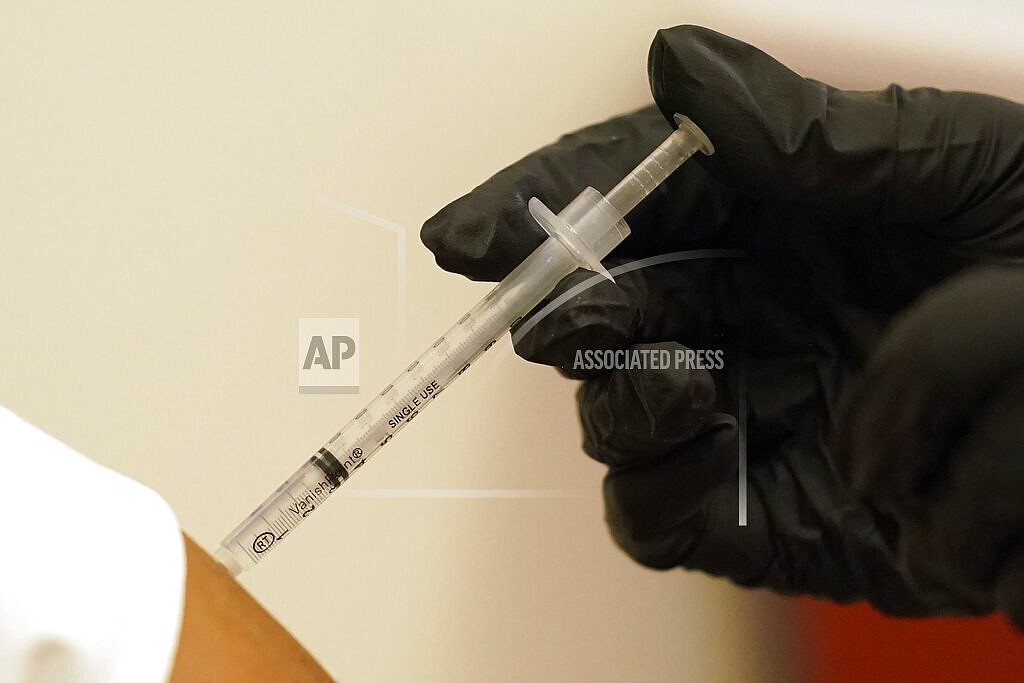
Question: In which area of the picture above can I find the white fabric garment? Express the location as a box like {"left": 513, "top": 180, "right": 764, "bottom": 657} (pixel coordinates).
{"left": 0, "top": 407, "right": 185, "bottom": 683}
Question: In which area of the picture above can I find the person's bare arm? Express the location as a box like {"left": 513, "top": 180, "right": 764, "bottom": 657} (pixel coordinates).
{"left": 169, "top": 535, "right": 332, "bottom": 682}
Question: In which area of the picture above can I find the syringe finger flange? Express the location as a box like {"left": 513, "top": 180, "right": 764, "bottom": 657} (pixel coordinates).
{"left": 526, "top": 115, "right": 714, "bottom": 283}
{"left": 528, "top": 188, "right": 626, "bottom": 283}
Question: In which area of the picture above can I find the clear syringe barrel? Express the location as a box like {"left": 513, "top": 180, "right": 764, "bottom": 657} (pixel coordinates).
{"left": 215, "top": 114, "right": 713, "bottom": 576}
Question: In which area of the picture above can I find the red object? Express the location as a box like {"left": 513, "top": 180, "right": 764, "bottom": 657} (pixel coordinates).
{"left": 795, "top": 598, "right": 1024, "bottom": 682}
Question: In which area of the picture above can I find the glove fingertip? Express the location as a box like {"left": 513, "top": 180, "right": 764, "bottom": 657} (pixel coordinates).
{"left": 421, "top": 203, "right": 540, "bottom": 282}
{"left": 511, "top": 269, "right": 644, "bottom": 368}
{"left": 578, "top": 345, "right": 721, "bottom": 467}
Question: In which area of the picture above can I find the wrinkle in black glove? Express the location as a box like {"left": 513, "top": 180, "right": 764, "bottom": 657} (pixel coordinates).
{"left": 421, "top": 25, "right": 1024, "bottom": 626}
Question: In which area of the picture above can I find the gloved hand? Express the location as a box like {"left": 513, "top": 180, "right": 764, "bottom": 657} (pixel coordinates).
{"left": 421, "top": 25, "right": 1024, "bottom": 624}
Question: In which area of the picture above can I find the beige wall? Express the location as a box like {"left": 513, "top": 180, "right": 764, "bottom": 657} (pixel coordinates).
{"left": 4, "top": 2, "right": 1019, "bottom": 681}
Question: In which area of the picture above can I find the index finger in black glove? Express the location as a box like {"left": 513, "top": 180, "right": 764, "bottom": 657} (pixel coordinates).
{"left": 421, "top": 106, "right": 732, "bottom": 282}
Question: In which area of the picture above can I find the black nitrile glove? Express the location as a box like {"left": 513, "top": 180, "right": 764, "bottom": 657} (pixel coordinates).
{"left": 421, "top": 25, "right": 1024, "bottom": 624}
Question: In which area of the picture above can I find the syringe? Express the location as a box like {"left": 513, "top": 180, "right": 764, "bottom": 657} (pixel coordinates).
{"left": 215, "top": 113, "right": 713, "bottom": 576}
